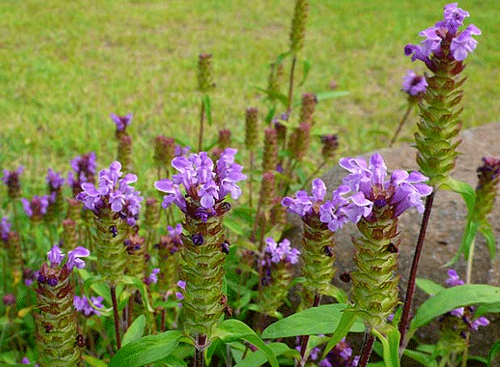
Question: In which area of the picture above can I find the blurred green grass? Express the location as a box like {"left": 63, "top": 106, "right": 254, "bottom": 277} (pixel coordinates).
{"left": 0, "top": 0, "right": 498, "bottom": 194}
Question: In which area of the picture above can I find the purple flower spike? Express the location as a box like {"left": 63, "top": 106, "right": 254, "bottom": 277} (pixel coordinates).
{"left": 74, "top": 295, "right": 104, "bottom": 316}
{"left": 470, "top": 316, "right": 489, "bottom": 330}
{"left": 1, "top": 166, "right": 23, "bottom": 186}
{"left": 48, "top": 245, "right": 65, "bottom": 267}
{"left": 1, "top": 216, "right": 11, "bottom": 241}
{"left": 67, "top": 246, "right": 90, "bottom": 270}
{"left": 46, "top": 168, "right": 65, "bottom": 190}
{"left": 110, "top": 113, "right": 133, "bottom": 131}
{"left": 264, "top": 238, "right": 301, "bottom": 265}
{"left": 146, "top": 268, "right": 160, "bottom": 285}
{"left": 21, "top": 195, "right": 50, "bottom": 219}
{"left": 450, "top": 24, "right": 481, "bottom": 61}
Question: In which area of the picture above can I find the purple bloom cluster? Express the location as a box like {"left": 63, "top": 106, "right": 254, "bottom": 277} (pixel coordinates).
{"left": 155, "top": 148, "right": 246, "bottom": 221}
{"left": 68, "top": 152, "right": 97, "bottom": 195}
{"left": 282, "top": 178, "right": 371, "bottom": 232}
{"left": 175, "top": 145, "right": 191, "bottom": 157}
{"left": 76, "top": 161, "right": 143, "bottom": 226}
{"left": 47, "top": 244, "right": 90, "bottom": 271}
{"left": 263, "top": 238, "right": 301, "bottom": 265}
{"left": 443, "top": 269, "right": 490, "bottom": 330}
{"left": 1, "top": 166, "right": 23, "bottom": 186}
{"left": 46, "top": 168, "right": 65, "bottom": 191}
{"left": 110, "top": 113, "right": 132, "bottom": 132}
{"left": 74, "top": 295, "right": 104, "bottom": 316}
{"left": 340, "top": 154, "right": 433, "bottom": 218}
{"left": 402, "top": 70, "right": 428, "bottom": 96}
{"left": 21, "top": 195, "right": 50, "bottom": 219}
{"left": 145, "top": 268, "right": 160, "bottom": 285}
{"left": 405, "top": 3, "right": 480, "bottom": 63}
{"left": 1, "top": 216, "right": 11, "bottom": 241}
{"left": 318, "top": 338, "right": 359, "bottom": 367}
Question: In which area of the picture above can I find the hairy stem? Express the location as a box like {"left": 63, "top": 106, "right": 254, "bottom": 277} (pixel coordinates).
{"left": 286, "top": 55, "right": 297, "bottom": 116}
{"left": 399, "top": 191, "right": 435, "bottom": 347}
{"left": 298, "top": 293, "right": 321, "bottom": 367}
{"left": 358, "top": 332, "right": 375, "bottom": 367}
{"left": 198, "top": 98, "right": 205, "bottom": 152}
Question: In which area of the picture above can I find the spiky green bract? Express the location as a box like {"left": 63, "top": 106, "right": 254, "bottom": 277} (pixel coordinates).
{"left": 260, "top": 264, "right": 292, "bottom": 317}
{"left": 157, "top": 235, "right": 182, "bottom": 291}
{"left": 290, "top": 0, "right": 308, "bottom": 54}
{"left": 125, "top": 234, "right": 147, "bottom": 280}
{"left": 350, "top": 205, "right": 399, "bottom": 330}
{"left": 414, "top": 55, "right": 465, "bottom": 188}
{"left": 472, "top": 157, "right": 500, "bottom": 223}
{"left": 117, "top": 134, "right": 133, "bottom": 174}
{"left": 301, "top": 215, "right": 336, "bottom": 297}
{"left": 179, "top": 214, "right": 226, "bottom": 340}
{"left": 92, "top": 208, "right": 130, "bottom": 285}
{"left": 35, "top": 264, "right": 81, "bottom": 367}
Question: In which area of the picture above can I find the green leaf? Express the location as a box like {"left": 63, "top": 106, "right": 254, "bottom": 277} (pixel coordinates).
{"left": 213, "top": 319, "right": 279, "bottom": 367}
{"left": 122, "top": 315, "right": 146, "bottom": 346}
{"left": 475, "top": 301, "right": 500, "bottom": 317}
{"left": 120, "top": 275, "right": 154, "bottom": 313}
{"left": 82, "top": 355, "right": 108, "bottom": 367}
{"left": 409, "top": 284, "right": 500, "bottom": 332}
{"left": 488, "top": 340, "right": 500, "bottom": 366}
{"left": 372, "top": 326, "right": 400, "bottom": 367}
{"left": 445, "top": 219, "right": 479, "bottom": 266}
{"left": 262, "top": 304, "right": 364, "bottom": 340}
{"left": 321, "top": 306, "right": 363, "bottom": 359}
{"left": 202, "top": 95, "right": 212, "bottom": 127}
{"left": 264, "top": 104, "right": 277, "bottom": 125}
{"left": 441, "top": 178, "right": 475, "bottom": 213}
{"left": 297, "top": 60, "right": 311, "bottom": 87}
{"left": 478, "top": 222, "right": 497, "bottom": 259}
{"left": 108, "top": 330, "right": 182, "bottom": 367}
{"left": 274, "top": 51, "right": 292, "bottom": 66}
{"left": 415, "top": 278, "right": 445, "bottom": 296}
{"left": 315, "top": 90, "right": 349, "bottom": 101}
{"left": 234, "top": 342, "right": 295, "bottom": 367}
{"left": 403, "top": 348, "right": 436, "bottom": 366}
{"left": 161, "top": 355, "right": 188, "bottom": 367}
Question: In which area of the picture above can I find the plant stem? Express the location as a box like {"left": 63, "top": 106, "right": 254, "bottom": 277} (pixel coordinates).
{"left": 286, "top": 55, "right": 297, "bottom": 116}
{"left": 465, "top": 238, "right": 475, "bottom": 284}
{"left": 248, "top": 151, "right": 254, "bottom": 208}
{"left": 298, "top": 293, "right": 321, "bottom": 367}
{"left": 358, "top": 332, "right": 375, "bottom": 367}
{"left": 198, "top": 97, "right": 205, "bottom": 152}
{"left": 194, "top": 334, "right": 205, "bottom": 367}
{"left": 389, "top": 103, "right": 414, "bottom": 148}
{"left": 110, "top": 285, "right": 122, "bottom": 350}
{"left": 399, "top": 191, "right": 435, "bottom": 347}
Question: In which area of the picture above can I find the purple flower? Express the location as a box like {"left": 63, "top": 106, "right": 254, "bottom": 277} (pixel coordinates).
{"left": 46, "top": 168, "right": 65, "bottom": 191}
{"left": 2, "top": 166, "right": 24, "bottom": 185}
{"left": 146, "top": 268, "right": 160, "bottom": 285}
{"left": 167, "top": 223, "right": 183, "bottom": 245}
{"left": 450, "top": 24, "right": 481, "bottom": 61}
{"left": 68, "top": 152, "right": 97, "bottom": 195}
{"left": 48, "top": 245, "right": 65, "bottom": 267}
{"left": 405, "top": 4, "right": 480, "bottom": 63}
{"left": 339, "top": 154, "right": 432, "bottom": 218}
{"left": 155, "top": 149, "right": 245, "bottom": 221}
{"left": 74, "top": 295, "right": 104, "bottom": 316}
{"left": 76, "top": 161, "right": 143, "bottom": 225}
{"left": 318, "top": 186, "right": 369, "bottom": 231}
{"left": 281, "top": 178, "right": 327, "bottom": 217}
{"left": 67, "top": 246, "right": 90, "bottom": 270}
{"left": 1, "top": 216, "right": 11, "bottom": 241}
{"left": 446, "top": 269, "right": 465, "bottom": 286}
{"left": 110, "top": 113, "right": 132, "bottom": 131}
{"left": 470, "top": 316, "right": 489, "bottom": 330}
{"left": 402, "top": 70, "right": 427, "bottom": 96}
{"left": 21, "top": 195, "right": 50, "bottom": 219}
{"left": 264, "top": 238, "right": 301, "bottom": 265}
{"left": 175, "top": 145, "right": 191, "bottom": 157}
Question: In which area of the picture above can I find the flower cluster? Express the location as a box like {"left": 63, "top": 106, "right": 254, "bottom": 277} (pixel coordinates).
{"left": 340, "top": 154, "right": 433, "bottom": 218}
{"left": 1, "top": 166, "right": 23, "bottom": 198}
{"left": 262, "top": 238, "right": 301, "bottom": 266}
{"left": 155, "top": 148, "right": 246, "bottom": 221}
{"left": 1, "top": 216, "right": 11, "bottom": 241}
{"left": 38, "top": 245, "right": 90, "bottom": 286}
{"left": 21, "top": 195, "right": 50, "bottom": 220}
{"left": 405, "top": 3, "right": 480, "bottom": 63}
{"left": 76, "top": 161, "right": 143, "bottom": 225}
{"left": 319, "top": 338, "right": 359, "bottom": 367}
{"left": 145, "top": 268, "right": 160, "bottom": 285}
{"left": 402, "top": 70, "right": 427, "bottom": 96}
{"left": 46, "top": 168, "right": 65, "bottom": 191}
{"left": 110, "top": 113, "right": 132, "bottom": 132}
{"left": 68, "top": 152, "right": 97, "bottom": 195}
{"left": 282, "top": 178, "right": 370, "bottom": 232}
{"left": 74, "top": 295, "right": 104, "bottom": 316}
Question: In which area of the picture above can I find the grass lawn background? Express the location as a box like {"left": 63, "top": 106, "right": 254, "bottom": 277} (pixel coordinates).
{"left": 1, "top": 0, "right": 498, "bottom": 195}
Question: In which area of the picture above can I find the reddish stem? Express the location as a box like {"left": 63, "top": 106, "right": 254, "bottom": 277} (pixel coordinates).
{"left": 110, "top": 285, "right": 122, "bottom": 350}
{"left": 358, "top": 333, "right": 375, "bottom": 367}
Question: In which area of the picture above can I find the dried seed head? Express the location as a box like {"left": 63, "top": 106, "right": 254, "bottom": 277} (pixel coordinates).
{"left": 245, "top": 107, "right": 259, "bottom": 149}
{"left": 262, "top": 128, "right": 278, "bottom": 173}
{"left": 143, "top": 197, "right": 160, "bottom": 228}
{"left": 117, "top": 134, "right": 133, "bottom": 173}
{"left": 218, "top": 129, "right": 232, "bottom": 150}
{"left": 288, "top": 123, "right": 310, "bottom": 161}
{"left": 267, "top": 63, "right": 284, "bottom": 103}
{"left": 274, "top": 121, "right": 287, "bottom": 147}
{"left": 154, "top": 135, "right": 176, "bottom": 168}
{"left": 258, "top": 172, "right": 276, "bottom": 209}
{"left": 473, "top": 157, "right": 500, "bottom": 222}
{"left": 290, "top": 0, "right": 309, "bottom": 53}
{"left": 197, "top": 53, "right": 214, "bottom": 93}
{"left": 321, "top": 134, "right": 339, "bottom": 160}
{"left": 299, "top": 93, "right": 317, "bottom": 125}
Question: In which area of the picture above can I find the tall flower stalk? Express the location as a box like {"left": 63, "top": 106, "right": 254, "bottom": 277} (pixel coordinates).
{"left": 155, "top": 148, "right": 245, "bottom": 366}
{"left": 35, "top": 245, "right": 90, "bottom": 367}
{"left": 399, "top": 3, "right": 481, "bottom": 344}
{"left": 76, "top": 161, "right": 143, "bottom": 349}
{"left": 339, "top": 154, "right": 432, "bottom": 365}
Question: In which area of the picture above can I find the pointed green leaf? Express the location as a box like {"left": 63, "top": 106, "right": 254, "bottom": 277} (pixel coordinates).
{"left": 108, "top": 330, "right": 182, "bottom": 367}
{"left": 409, "top": 285, "right": 500, "bottom": 332}
{"left": 120, "top": 275, "right": 154, "bottom": 313}
{"left": 202, "top": 95, "right": 212, "bottom": 127}
{"left": 321, "top": 306, "right": 363, "bottom": 358}
{"left": 262, "top": 304, "right": 364, "bottom": 340}
{"left": 213, "top": 319, "right": 278, "bottom": 367}
{"left": 298, "top": 60, "right": 311, "bottom": 87}
{"left": 445, "top": 219, "right": 479, "bottom": 266}
{"left": 416, "top": 278, "right": 445, "bottom": 296}
{"left": 122, "top": 315, "right": 146, "bottom": 346}
{"left": 315, "top": 91, "right": 349, "bottom": 101}
{"left": 372, "top": 326, "right": 400, "bottom": 367}
{"left": 478, "top": 222, "right": 497, "bottom": 259}
{"left": 82, "top": 355, "right": 108, "bottom": 367}
{"left": 488, "top": 340, "right": 500, "bottom": 366}
{"left": 441, "top": 178, "right": 475, "bottom": 213}
{"left": 234, "top": 342, "right": 294, "bottom": 367}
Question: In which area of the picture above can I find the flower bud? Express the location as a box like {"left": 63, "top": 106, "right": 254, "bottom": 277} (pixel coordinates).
{"left": 290, "top": 0, "right": 309, "bottom": 54}
{"left": 244, "top": 108, "right": 259, "bottom": 149}
{"left": 262, "top": 128, "right": 278, "bottom": 173}
{"left": 197, "top": 53, "right": 214, "bottom": 93}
